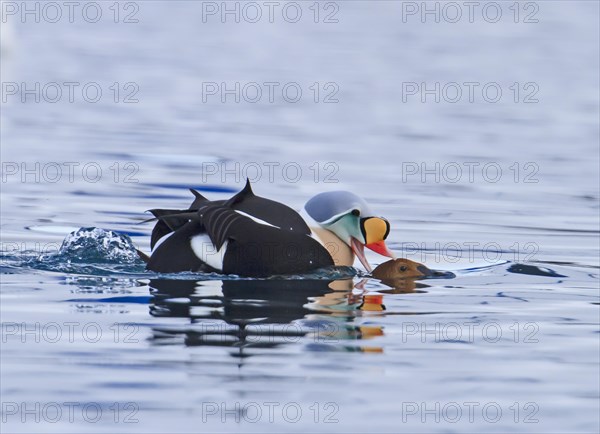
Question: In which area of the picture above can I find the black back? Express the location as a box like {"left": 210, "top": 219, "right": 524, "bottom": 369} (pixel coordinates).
{"left": 145, "top": 180, "right": 333, "bottom": 276}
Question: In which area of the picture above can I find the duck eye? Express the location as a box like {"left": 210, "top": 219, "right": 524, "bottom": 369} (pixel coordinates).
{"left": 351, "top": 209, "right": 360, "bottom": 216}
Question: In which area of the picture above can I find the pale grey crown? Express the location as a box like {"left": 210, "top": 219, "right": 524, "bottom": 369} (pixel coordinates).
{"left": 304, "top": 191, "right": 374, "bottom": 224}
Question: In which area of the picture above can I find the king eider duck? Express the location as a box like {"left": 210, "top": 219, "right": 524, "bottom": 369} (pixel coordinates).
{"left": 141, "top": 180, "right": 394, "bottom": 277}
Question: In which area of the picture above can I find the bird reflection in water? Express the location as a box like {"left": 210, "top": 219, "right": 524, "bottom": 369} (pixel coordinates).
{"left": 149, "top": 278, "right": 383, "bottom": 354}
{"left": 148, "top": 260, "right": 455, "bottom": 357}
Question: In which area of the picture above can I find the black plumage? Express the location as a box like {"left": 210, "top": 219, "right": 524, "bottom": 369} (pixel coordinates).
{"left": 144, "top": 180, "right": 334, "bottom": 276}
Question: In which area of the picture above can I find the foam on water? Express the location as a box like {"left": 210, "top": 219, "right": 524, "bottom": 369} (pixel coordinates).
{"left": 53, "top": 227, "right": 140, "bottom": 263}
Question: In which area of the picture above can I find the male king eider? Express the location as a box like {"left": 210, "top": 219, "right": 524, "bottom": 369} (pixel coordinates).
{"left": 141, "top": 180, "right": 394, "bottom": 277}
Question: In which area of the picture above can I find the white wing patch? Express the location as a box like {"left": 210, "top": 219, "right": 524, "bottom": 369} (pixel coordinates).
{"left": 234, "top": 210, "right": 279, "bottom": 228}
{"left": 152, "top": 232, "right": 174, "bottom": 252}
{"left": 190, "top": 233, "right": 227, "bottom": 271}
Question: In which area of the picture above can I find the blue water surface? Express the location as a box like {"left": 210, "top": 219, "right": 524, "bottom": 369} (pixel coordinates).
{"left": 1, "top": 1, "right": 599, "bottom": 433}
